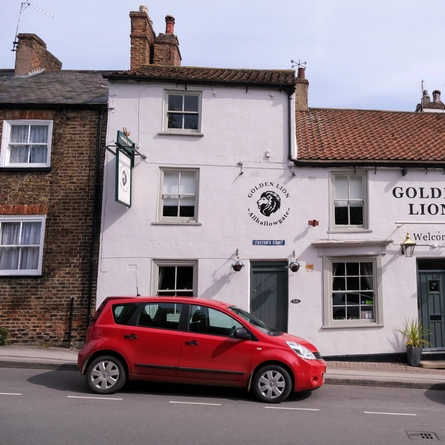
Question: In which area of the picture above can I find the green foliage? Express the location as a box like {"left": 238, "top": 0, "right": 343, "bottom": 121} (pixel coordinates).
{"left": 0, "top": 326, "right": 8, "bottom": 346}
{"left": 397, "top": 319, "right": 430, "bottom": 348}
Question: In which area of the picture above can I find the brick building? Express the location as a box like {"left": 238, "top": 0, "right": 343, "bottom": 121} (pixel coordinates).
{"left": 0, "top": 34, "right": 107, "bottom": 347}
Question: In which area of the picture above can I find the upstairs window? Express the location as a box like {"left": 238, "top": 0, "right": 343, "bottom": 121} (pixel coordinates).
{"left": 332, "top": 172, "right": 367, "bottom": 230}
{"left": 164, "top": 92, "right": 201, "bottom": 133}
{"left": 1, "top": 120, "right": 53, "bottom": 167}
{"left": 0, "top": 216, "right": 45, "bottom": 276}
{"left": 160, "top": 169, "right": 198, "bottom": 222}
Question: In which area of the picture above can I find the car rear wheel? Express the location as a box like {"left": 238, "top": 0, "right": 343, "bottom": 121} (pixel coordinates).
{"left": 86, "top": 355, "right": 126, "bottom": 394}
{"left": 252, "top": 364, "right": 292, "bottom": 403}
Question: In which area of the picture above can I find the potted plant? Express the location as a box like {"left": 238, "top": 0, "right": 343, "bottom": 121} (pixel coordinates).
{"left": 231, "top": 260, "right": 244, "bottom": 272}
{"left": 397, "top": 319, "right": 429, "bottom": 367}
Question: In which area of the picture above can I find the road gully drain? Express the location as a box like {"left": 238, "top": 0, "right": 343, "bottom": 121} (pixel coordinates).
{"left": 406, "top": 432, "right": 440, "bottom": 440}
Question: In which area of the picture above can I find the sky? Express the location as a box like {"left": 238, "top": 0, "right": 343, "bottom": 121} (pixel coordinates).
{"left": 1, "top": 0, "right": 445, "bottom": 112}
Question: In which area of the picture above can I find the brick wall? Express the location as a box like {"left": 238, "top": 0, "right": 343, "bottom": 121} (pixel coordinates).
{"left": 0, "top": 107, "right": 106, "bottom": 347}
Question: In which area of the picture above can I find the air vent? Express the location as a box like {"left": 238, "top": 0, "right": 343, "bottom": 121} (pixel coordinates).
{"left": 406, "top": 431, "right": 439, "bottom": 440}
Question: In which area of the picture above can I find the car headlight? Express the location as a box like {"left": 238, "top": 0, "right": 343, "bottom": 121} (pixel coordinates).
{"left": 286, "top": 341, "right": 317, "bottom": 360}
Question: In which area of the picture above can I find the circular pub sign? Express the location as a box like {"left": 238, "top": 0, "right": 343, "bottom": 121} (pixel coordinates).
{"left": 247, "top": 181, "right": 291, "bottom": 226}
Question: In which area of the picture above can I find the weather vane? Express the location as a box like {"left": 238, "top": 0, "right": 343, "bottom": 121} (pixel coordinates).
{"left": 291, "top": 59, "right": 307, "bottom": 69}
{"left": 12, "top": 1, "right": 54, "bottom": 52}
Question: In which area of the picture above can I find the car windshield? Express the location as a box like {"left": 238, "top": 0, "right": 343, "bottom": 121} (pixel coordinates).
{"left": 229, "top": 306, "right": 281, "bottom": 335}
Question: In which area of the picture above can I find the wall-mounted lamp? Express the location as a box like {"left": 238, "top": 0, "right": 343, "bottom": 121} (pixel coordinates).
{"left": 308, "top": 220, "right": 319, "bottom": 227}
{"left": 232, "top": 248, "right": 244, "bottom": 272}
{"left": 401, "top": 232, "right": 416, "bottom": 258}
{"left": 288, "top": 250, "right": 300, "bottom": 272}
{"left": 237, "top": 161, "right": 244, "bottom": 175}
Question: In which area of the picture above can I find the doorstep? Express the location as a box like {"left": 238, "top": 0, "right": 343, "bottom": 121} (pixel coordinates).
{"left": 420, "top": 360, "right": 445, "bottom": 369}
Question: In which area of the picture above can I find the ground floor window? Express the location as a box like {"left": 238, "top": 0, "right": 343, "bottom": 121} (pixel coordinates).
{"left": 153, "top": 261, "right": 197, "bottom": 297}
{"left": 0, "top": 215, "right": 45, "bottom": 276}
{"left": 323, "top": 256, "right": 382, "bottom": 327}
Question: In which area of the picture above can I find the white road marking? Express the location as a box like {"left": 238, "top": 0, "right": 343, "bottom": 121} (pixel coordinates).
{"left": 67, "top": 396, "right": 123, "bottom": 401}
{"left": 265, "top": 406, "right": 320, "bottom": 411}
{"left": 0, "top": 392, "right": 22, "bottom": 396}
{"left": 169, "top": 401, "right": 221, "bottom": 406}
{"left": 364, "top": 411, "right": 416, "bottom": 416}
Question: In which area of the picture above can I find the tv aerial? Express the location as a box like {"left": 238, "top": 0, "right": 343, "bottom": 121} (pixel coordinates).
{"left": 12, "top": 1, "right": 54, "bottom": 52}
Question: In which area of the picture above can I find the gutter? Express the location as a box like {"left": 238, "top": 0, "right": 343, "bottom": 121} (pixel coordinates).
{"left": 289, "top": 159, "right": 445, "bottom": 170}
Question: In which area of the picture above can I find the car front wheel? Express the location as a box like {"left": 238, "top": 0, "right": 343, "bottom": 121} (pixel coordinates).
{"left": 86, "top": 355, "right": 126, "bottom": 394}
{"left": 252, "top": 364, "right": 292, "bottom": 403}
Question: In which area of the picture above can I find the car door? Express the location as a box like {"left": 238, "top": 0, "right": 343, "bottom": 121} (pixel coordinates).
{"left": 120, "top": 302, "right": 184, "bottom": 378}
{"left": 177, "top": 304, "right": 253, "bottom": 384}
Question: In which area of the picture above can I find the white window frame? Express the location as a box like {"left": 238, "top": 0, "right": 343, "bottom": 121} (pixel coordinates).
{"left": 1, "top": 120, "right": 53, "bottom": 168}
{"left": 330, "top": 171, "right": 368, "bottom": 232}
{"left": 158, "top": 168, "right": 199, "bottom": 224}
{"left": 322, "top": 255, "right": 383, "bottom": 328}
{"left": 161, "top": 90, "right": 202, "bottom": 135}
{"left": 152, "top": 260, "right": 197, "bottom": 297}
{"left": 0, "top": 215, "right": 46, "bottom": 276}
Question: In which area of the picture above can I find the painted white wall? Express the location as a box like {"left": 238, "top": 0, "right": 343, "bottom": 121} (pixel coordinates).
{"left": 99, "top": 80, "right": 445, "bottom": 357}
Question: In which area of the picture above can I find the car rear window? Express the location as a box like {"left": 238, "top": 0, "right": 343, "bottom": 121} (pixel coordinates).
{"left": 113, "top": 303, "right": 139, "bottom": 325}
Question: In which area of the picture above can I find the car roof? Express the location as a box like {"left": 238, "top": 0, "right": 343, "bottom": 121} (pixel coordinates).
{"left": 102, "top": 296, "right": 234, "bottom": 310}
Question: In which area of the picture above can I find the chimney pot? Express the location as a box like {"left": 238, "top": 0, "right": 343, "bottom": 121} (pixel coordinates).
{"left": 165, "top": 15, "right": 175, "bottom": 34}
{"left": 139, "top": 5, "right": 148, "bottom": 13}
{"left": 297, "top": 67, "right": 305, "bottom": 79}
{"left": 433, "top": 90, "right": 441, "bottom": 102}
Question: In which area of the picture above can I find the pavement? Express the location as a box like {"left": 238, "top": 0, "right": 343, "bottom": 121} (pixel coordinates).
{"left": 0, "top": 345, "right": 445, "bottom": 390}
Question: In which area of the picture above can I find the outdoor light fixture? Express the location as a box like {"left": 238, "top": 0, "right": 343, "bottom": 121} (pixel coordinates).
{"left": 288, "top": 250, "right": 300, "bottom": 272}
{"left": 232, "top": 249, "right": 244, "bottom": 272}
{"left": 401, "top": 232, "right": 416, "bottom": 258}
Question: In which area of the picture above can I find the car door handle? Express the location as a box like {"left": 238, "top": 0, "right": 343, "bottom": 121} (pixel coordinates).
{"left": 123, "top": 334, "right": 138, "bottom": 340}
{"left": 185, "top": 340, "right": 199, "bottom": 346}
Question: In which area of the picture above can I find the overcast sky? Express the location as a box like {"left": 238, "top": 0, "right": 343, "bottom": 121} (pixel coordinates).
{"left": 1, "top": 0, "right": 444, "bottom": 111}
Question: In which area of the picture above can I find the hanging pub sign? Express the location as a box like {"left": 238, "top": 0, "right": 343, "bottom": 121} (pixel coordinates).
{"left": 115, "top": 130, "right": 134, "bottom": 208}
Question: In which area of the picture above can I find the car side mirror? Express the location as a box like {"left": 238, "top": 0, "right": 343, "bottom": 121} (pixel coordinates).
{"left": 234, "top": 327, "right": 251, "bottom": 340}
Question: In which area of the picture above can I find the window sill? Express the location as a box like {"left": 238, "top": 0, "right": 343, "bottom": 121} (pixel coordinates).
{"left": 0, "top": 274, "right": 43, "bottom": 279}
{"left": 152, "top": 221, "right": 202, "bottom": 226}
{"left": 330, "top": 228, "right": 372, "bottom": 234}
{"left": 322, "top": 323, "right": 384, "bottom": 329}
{"left": 0, "top": 167, "right": 52, "bottom": 173}
{"left": 158, "top": 131, "right": 204, "bottom": 137}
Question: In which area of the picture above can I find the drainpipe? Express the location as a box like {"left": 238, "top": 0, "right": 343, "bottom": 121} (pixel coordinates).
{"left": 87, "top": 105, "right": 106, "bottom": 324}
{"left": 286, "top": 86, "right": 296, "bottom": 163}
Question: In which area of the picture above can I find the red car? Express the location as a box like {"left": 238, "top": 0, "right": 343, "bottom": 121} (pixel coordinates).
{"left": 78, "top": 297, "right": 326, "bottom": 403}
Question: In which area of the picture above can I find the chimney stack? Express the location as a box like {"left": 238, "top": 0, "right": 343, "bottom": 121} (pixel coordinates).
{"left": 129, "top": 7, "right": 181, "bottom": 69}
{"left": 14, "top": 34, "right": 62, "bottom": 76}
{"left": 295, "top": 66, "right": 309, "bottom": 111}
{"left": 129, "top": 5, "right": 156, "bottom": 70}
{"left": 153, "top": 15, "right": 181, "bottom": 66}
